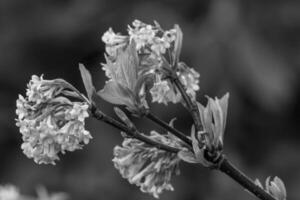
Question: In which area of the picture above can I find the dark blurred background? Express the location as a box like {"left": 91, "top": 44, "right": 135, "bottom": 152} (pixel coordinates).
{"left": 1, "top": 0, "right": 299, "bottom": 199}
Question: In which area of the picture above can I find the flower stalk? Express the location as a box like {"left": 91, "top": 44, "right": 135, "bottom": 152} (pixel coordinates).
{"left": 90, "top": 104, "right": 180, "bottom": 153}
{"left": 171, "top": 75, "right": 203, "bottom": 137}
{"left": 145, "top": 111, "right": 192, "bottom": 148}
{"left": 217, "top": 155, "right": 277, "bottom": 200}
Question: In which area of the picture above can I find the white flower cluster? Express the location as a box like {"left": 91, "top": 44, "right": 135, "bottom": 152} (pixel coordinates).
{"left": 149, "top": 63, "right": 200, "bottom": 105}
{"left": 16, "top": 75, "right": 92, "bottom": 165}
{"left": 150, "top": 77, "right": 181, "bottom": 105}
{"left": 177, "top": 63, "right": 200, "bottom": 99}
{"left": 102, "top": 20, "right": 176, "bottom": 60}
{"left": 113, "top": 131, "right": 181, "bottom": 198}
{"left": 128, "top": 20, "right": 176, "bottom": 56}
{"left": 102, "top": 28, "right": 128, "bottom": 59}
{"left": 101, "top": 20, "right": 200, "bottom": 106}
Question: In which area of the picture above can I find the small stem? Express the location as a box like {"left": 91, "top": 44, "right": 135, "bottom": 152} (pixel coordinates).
{"left": 145, "top": 112, "right": 192, "bottom": 148}
{"left": 171, "top": 76, "right": 202, "bottom": 134}
{"left": 218, "top": 156, "right": 276, "bottom": 200}
{"left": 90, "top": 105, "right": 180, "bottom": 153}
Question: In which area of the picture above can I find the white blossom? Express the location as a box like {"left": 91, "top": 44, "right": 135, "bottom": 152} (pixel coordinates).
{"left": 177, "top": 63, "right": 200, "bottom": 100}
{"left": 127, "top": 20, "right": 177, "bottom": 58}
{"left": 102, "top": 28, "right": 128, "bottom": 59}
{"left": 16, "top": 75, "right": 92, "bottom": 165}
{"left": 101, "top": 20, "right": 200, "bottom": 106}
{"left": 113, "top": 131, "right": 181, "bottom": 198}
{"left": 128, "top": 20, "right": 157, "bottom": 50}
{"left": 150, "top": 78, "right": 181, "bottom": 105}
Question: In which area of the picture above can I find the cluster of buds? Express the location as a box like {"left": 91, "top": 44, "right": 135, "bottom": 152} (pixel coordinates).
{"left": 198, "top": 93, "right": 229, "bottom": 153}
{"left": 177, "top": 94, "right": 229, "bottom": 167}
{"left": 113, "top": 130, "right": 183, "bottom": 198}
{"left": 16, "top": 75, "right": 92, "bottom": 164}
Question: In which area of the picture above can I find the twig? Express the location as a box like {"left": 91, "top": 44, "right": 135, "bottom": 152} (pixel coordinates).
{"left": 145, "top": 111, "right": 192, "bottom": 148}
{"left": 171, "top": 76, "right": 203, "bottom": 136}
{"left": 170, "top": 74, "right": 275, "bottom": 200}
{"left": 90, "top": 105, "right": 180, "bottom": 153}
{"left": 217, "top": 155, "right": 276, "bottom": 200}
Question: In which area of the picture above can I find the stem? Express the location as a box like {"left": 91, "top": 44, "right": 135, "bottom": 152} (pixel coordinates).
{"left": 218, "top": 156, "right": 276, "bottom": 200}
{"left": 90, "top": 105, "right": 180, "bottom": 153}
{"left": 145, "top": 112, "right": 192, "bottom": 148}
{"left": 171, "top": 76, "right": 202, "bottom": 134}
{"left": 167, "top": 70, "right": 275, "bottom": 200}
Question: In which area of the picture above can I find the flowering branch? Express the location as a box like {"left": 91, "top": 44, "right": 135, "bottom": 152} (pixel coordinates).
{"left": 15, "top": 19, "right": 287, "bottom": 200}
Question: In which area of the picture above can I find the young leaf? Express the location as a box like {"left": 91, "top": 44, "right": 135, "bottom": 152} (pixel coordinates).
{"left": 79, "top": 64, "right": 95, "bottom": 101}
{"left": 104, "top": 41, "right": 138, "bottom": 91}
{"left": 218, "top": 93, "right": 229, "bottom": 132}
{"left": 114, "top": 107, "right": 135, "bottom": 129}
{"left": 172, "top": 25, "right": 183, "bottom": 67}
{"left": 97, "top": 81, "right": 135, "bottom": 107}
{"left": 116, "top": 41, "right": 139, "bottom": 90}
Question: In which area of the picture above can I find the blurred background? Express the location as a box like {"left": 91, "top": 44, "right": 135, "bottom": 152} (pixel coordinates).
{"left": 0, "top": 0, "right": 299, "bottom": 199}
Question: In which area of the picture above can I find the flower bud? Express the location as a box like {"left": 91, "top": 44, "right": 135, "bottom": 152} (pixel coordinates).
{"left": 197, "top": 93, "right": 229, "bottom": 152}
{"left": 266, "top": 177, "right": 287, "bottom": 200}
{"left": 255, "top": 176, "right": 287, "bottom": 200}
{"left": 150, "top": 77, "right": 181, "bottom": 105}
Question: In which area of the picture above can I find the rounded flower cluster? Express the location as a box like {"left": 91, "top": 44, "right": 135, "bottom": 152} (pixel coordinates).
{"left": 128, "top": 20, "right": 156, "bottom": 50}
{"left": 128, "top": 20, "right": 177, "bottom": 56}
{"left": 102, "top": 19, "right": 176, "bottom": 62}
{"left": 113, "top": 131, "right": 181, "bottom": 198}
{"left": 16, "top": 75, "right": 92, "bottom": 165}
{"left": 101, "top": 20, "right": 200, "bottom": 106}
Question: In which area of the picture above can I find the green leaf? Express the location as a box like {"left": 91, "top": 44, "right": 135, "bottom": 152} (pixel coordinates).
{"left": 79, "top": 64, "right": 95, "bottom": 101}
{"left": 114, "top": 41, "right": 139, "bottom": 91}
{"left": 172, "top": 25, "right": 183, "bottom": 67}
{"left": 218, "top": 93, "right": 229, "bottom": 132}
{"left": 97, "top": 81, "right": 135, "bottom": 107}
